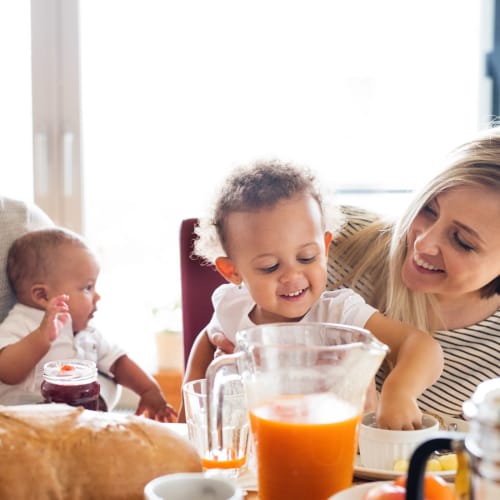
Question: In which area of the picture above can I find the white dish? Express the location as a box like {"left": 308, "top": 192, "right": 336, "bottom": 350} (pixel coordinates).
{"left": 329, "top": 481, "right": 390, "bottom": 500}
{"left": 359, "top": 412, "right": 439, "bottom": 471}
{"left": 440, "top": 415, "right": 469, "bottom": 433}
{"left": 164, "top": 422, "right": 188, "bottom": 438}
{"left": 353, "top": 455, "right": 455, "bottom": 482}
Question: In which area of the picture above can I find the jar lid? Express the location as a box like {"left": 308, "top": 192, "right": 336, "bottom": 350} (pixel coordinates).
{"left": 43, "top": 359, "right": 97, "bottom": 384}
{"left": 463, "top": 377, "right": 500, "bottom": 425}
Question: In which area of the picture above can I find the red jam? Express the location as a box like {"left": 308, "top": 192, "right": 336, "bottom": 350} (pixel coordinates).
{"left": 41, "top": 359, "right": 100, "bottom": 411}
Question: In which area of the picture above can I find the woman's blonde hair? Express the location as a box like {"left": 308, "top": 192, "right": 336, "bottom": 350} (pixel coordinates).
{"left": 333, "top": 126, "right": 500, "bottom": 332}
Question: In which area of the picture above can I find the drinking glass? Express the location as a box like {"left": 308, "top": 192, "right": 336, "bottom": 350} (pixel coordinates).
{"left": 182, "top": 378, "right": 249, "bottom": 477}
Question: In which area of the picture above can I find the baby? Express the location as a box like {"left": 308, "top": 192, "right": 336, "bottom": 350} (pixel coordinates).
{"left": 182, "top": 160, "right": 444, "bottom": 429}
{"left": 0, "top": 227, "right": 177, "bottom": 422}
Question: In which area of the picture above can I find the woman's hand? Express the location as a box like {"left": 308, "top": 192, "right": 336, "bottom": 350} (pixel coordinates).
{"left": 207, "top": 331, "right": 235, "bottom": 356}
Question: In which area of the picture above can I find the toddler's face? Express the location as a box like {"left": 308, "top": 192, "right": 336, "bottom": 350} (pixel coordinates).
{"left": 224, "top": 194, "right": 330, "bottom": 324}
{"left": 47, "top": 244, "right": 101, "bottom": 332}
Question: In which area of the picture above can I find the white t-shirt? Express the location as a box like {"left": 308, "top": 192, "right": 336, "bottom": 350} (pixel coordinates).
{"left": 207, "top": 283, "right": 377, "bottom": 343}
{"left": 0, "top": 303, "right": 126, "bottom": 405}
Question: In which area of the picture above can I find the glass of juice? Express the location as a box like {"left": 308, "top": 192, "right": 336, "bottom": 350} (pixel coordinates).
{"left": 206, "top": 322, "right": 388, "bottom": 500}
{"left": 182, "top": 378, "right": 250, "bottom": 477}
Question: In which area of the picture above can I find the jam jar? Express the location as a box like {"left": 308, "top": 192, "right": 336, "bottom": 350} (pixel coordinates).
{"left": 41, "top": 359, "right": 101, "bottom": 411}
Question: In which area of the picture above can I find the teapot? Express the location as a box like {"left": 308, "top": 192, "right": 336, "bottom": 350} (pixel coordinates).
{"left": 405, "top": 377, "right": 500, "bottom": 500}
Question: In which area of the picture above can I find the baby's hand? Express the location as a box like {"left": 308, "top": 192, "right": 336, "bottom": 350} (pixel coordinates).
{"left": 376, "top": 391, "right": 423, "bottom": 430}
{"left": 40, "top": 295, "right": 70, "bottom": 342}
{"left": 135, "top": 387, "right": 178, "bottom": 423}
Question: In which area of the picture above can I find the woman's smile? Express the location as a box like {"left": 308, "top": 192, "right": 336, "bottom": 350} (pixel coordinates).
{"left": 412, "top": 254, "right": 443, "bottom": 273}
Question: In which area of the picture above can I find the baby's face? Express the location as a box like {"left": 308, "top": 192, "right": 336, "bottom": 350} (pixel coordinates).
{"left": 48, "top": 244, "right": 101, "bottom": 332}
{"left": 224, "top": 194, "right": 330, "bottom": 324}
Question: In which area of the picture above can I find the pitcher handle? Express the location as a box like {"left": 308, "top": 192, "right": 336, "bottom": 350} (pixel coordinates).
{"left": 206, "top": 352, "right": 244, "bottom": 455}
{"left": 405, "top": 433, "right": 467, "bottom": 500}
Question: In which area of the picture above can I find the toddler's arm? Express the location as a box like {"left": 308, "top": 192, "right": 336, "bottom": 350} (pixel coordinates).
{"left": 111, "top": 354, "right": 178, "bottom": 422}
{"left": 0, "top": 295, "right": 70, "bottom": 384}
{"left": 365, "top": 312, "right": 444, "bottom": 430}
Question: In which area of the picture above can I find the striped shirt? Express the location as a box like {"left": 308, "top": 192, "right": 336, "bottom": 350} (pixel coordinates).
{"left": 327, "top": 205, "right": 500, "bottom": 419}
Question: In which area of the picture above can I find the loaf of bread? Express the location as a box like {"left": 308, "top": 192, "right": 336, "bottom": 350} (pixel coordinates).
{"left": 0, "top": 404, "right": 202, "bottom": 500}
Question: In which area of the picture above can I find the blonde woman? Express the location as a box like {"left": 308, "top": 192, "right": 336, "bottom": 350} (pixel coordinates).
{"left": 329, "top": 126, "right": 500, "bottom": 420}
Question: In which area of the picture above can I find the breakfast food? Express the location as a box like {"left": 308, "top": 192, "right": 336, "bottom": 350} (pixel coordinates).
{"left": 362, "top": 474, "right": 455, "bottom": 500}
{"left": 392, "top": 452, "right": 457, "bottom": 473}
{"left": 393, "top": 474, "right": 455, "bottom": 500}
{"left": 0, "top": 404, "right": 202, "bottom": 499}
{"left": 41, "top": 359, "right": 101, "bottom": 410}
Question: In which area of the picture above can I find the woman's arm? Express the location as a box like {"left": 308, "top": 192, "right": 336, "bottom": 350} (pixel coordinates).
{"left": 365, "top": 312, "right": 444, "bottom": 430}
{"left": 207, "top": 330, "right": 235, "bottom": 355}
{"left": 177, "top": 329, "right": 215, "bottom": 423}
{"left": 183, "top": 329, "right": 217, "bottom": 385}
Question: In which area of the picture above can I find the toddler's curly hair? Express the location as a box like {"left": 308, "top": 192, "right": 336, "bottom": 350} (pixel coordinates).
{"left": 194, "top": 159, "right": 342, "bottom": 264}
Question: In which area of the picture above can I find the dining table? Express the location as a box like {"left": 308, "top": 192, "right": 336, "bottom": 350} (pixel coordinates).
{"left": 242, "top": 475, "right": 368, "bottom": 499}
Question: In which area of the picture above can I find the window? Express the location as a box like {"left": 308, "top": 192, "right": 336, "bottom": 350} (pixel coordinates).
{"left": 8, "top": 0, "right": 494, "bottom": 371}
{"left": 0, "top": 3, "right": 33, "bottom": 200}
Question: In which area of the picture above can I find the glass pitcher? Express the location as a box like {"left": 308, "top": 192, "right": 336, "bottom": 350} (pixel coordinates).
{"left": 206, "top": 322, "right": 388, "bottom": 500}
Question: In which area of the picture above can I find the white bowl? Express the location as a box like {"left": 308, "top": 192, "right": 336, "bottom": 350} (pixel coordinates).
{"left": 144, "top": 472, "right": 244, "bottom": 500}
{"left": 358, "top": 412, "right": 440, "bottom": 471}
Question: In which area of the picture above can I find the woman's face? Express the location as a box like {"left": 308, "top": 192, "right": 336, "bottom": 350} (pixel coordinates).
{"left": 401, "top": 185, "right": 500, "bottom": 299}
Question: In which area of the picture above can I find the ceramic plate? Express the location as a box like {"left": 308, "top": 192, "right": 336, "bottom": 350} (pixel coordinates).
{"left": 353, "top": 455, "right": 455, "bottom": 482}
{"left": 164, "top": 422, "right": 188, "bottom": 437}
{"left": 329, "top": 481, "right": 390, "bottom": 500}
{"left": 440, "top": 415, "right": 469, "bottom": 433}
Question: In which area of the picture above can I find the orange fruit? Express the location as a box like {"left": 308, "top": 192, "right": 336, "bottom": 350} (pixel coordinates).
{"left": 394, "top": 473, "right": 454, "bottom": 500}
{"left": 361, "top": 483, "right": 406, "bottom": 500}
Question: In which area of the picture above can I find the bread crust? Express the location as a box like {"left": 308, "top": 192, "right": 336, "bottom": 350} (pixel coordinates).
{"left": 0, "top": 404, "right": 202, "bottom": 499}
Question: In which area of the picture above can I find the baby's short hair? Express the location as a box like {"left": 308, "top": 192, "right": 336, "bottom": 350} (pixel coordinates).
{"left": 7, "top": 227, "right": 88, "bottom": 298}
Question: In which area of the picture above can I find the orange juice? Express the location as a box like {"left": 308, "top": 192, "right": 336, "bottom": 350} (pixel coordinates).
{"left": 249, "top": 394, "right": 360, "bottom": 500}
{"left": 201, "top": 448, "right": 246, "bottom": 470}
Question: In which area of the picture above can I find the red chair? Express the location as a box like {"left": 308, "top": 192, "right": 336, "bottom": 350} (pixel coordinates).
{"left": 179, "top": 218, "right": 225, "bottom": 368}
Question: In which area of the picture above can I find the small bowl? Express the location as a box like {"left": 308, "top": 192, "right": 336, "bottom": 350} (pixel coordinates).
{"left": 144, "top": 472, "right": 244, "bottom": 500}
{"left": 358, "top": 412, "right": 440, "bottom": 471}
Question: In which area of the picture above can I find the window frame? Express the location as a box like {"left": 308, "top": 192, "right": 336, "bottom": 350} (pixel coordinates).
{"left": 31, "top": 0, "right": 83, "bottom": 232}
